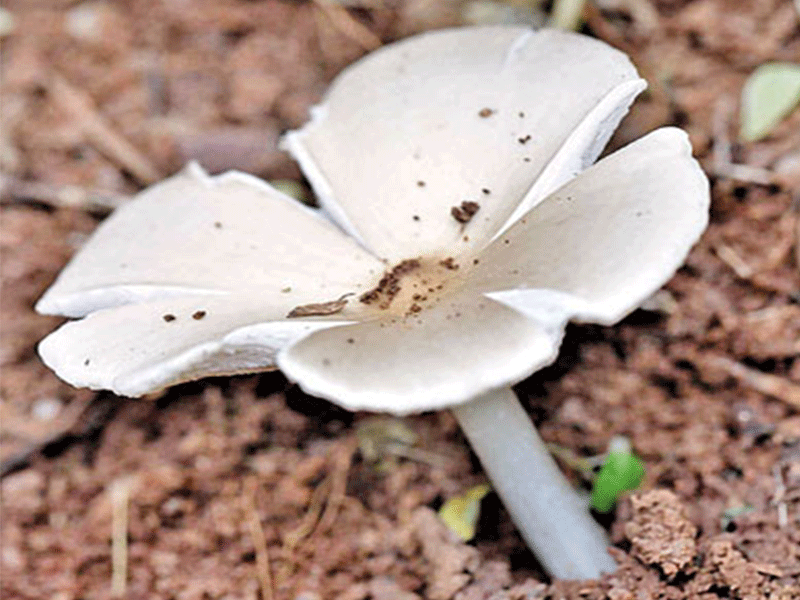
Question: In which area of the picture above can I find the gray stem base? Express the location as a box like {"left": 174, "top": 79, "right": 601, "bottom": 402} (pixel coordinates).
{"left": 452, "top": 386, "right": 616, "bottom": 579}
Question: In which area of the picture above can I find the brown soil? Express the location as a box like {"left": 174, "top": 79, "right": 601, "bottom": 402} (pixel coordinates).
{"left": 2, "top": 1, "right": 800, "bottom": 599}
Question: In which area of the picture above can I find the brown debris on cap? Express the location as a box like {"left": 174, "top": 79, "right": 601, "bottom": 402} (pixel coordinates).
{"left": 287, "top": 294, "right": 352, "bottom": 318}
{"left": 451, "top": 201, "right": 480, "bottom": 224}
{"left": 359, "top": 259, "right": 421, "bottom": 309}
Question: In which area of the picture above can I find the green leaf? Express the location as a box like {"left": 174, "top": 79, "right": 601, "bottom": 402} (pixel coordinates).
{"left": 740, "top": 63, "right": 800, "bottom": 142}
{"left": 438, "top": 484, "right": 491, "bottom": 541}
{"left": 590, "top": 446, "right": 645, "bottom": 513}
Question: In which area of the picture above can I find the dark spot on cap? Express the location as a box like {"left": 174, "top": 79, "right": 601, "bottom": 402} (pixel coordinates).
{"left": 359, "top": 258, "right": 421, "bottom": 309}
{"left": 163, "top": 314, "right": 176, "bottom": 322}
{"left": 214, "top": 221, "right": 222, "bottom": 229}
{"left": 451, "top": 201, "right": 480, "bottom": 224}
{"left": 322, "top": 358, "right": 331, "bottom": 366}
{"left": 84, "top": 358, "right": 90, "bottom": 366}
{"left": 473, "top": 259, "right": 480, "bottom": 265}
{"left": 478, "top": 108, "right": 495, "bottom": 118}
{"left": 412, "top": 215, "right": 420, "bottom": 221}
{"left": 347, "top": 338, "right": 355, "bottom": 344}
{"left": 417, "top": 180, "right": 426, "bottom": 187}
{"left": 192, "top": 310, "right": 207, "bottom": 320}
{"left": 439, "top": 257, "right": 459, "bottom": 270}
{"left": 518, "top": 135, "right": 531, "bottom": 144}
{"left": 482, "top": 188, "right": 491, "bottom": 195}
{"left": 518, "top": 111, "right": 525, "bottom": 118}
{"left": 523, "top": 157, "right": 531, "bottom": 162}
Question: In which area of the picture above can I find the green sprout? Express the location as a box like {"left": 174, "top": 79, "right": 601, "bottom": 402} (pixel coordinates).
{"left": 590, "top": 436, "right": 645, "bottom": 513}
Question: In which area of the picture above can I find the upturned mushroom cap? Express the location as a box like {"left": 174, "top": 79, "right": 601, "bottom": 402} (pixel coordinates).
{"left": 283, "top": 27, "right": 648, "bottom": 261}
{"left": 278, "top": 128, "right": 709, "bottom": 412}
{"left": 36, "top": 27, "right": 710, "bottom": 413}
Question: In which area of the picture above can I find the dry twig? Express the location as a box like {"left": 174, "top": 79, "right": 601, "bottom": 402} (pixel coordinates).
{"left": 110, "top": 476, "right": 134, "bottom": 597}
{"left": 48, "top": 74, "right": 162, "bottom": 185}
{"left": 0, "top": 172, "right": 128, "bottom": 213}
{"left": 712, "top": 97, "right": 777, "bottom": 186}
{"left": 707, "top": 355, "right": 800, "bottom": 409}
{"left": 313, "top": 439, "right": 356, "bottom": 538}
{"left": 312, "top": 0, "right": 382, "bottom": 51}
{"left": 0, "top": 395, "right": 96, "bottom": 477}
{"left": 244, "top": 478, "right": 275, "bottom": 600}
{"left": 280, "top": 438, "right": 356, "bottom": 581}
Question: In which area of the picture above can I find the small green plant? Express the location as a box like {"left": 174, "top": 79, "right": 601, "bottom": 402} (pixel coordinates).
{"left": 591, "top": 437, "right": 645, "bottom": 513}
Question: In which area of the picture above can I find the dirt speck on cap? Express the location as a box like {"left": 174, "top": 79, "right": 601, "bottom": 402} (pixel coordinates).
{"left": 451, "top": 201, "right": 480, "bottom": 224}
{"left": 360, "top": 259, "right": 421, "bottom": 309}
{"left": 438, "top": 257, "right": 458, "bottom": 271}
{"left": 287, "top": 294, "right": 351, "bottom": 318}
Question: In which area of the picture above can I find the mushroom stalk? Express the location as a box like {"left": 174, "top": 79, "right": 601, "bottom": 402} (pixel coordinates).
{"left": 451, "top": 386, "right": 616, "bottom": 579}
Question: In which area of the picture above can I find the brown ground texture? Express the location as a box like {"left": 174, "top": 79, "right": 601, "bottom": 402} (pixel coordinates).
{"left": 2, "top": 1, "right": 800, "bottom": 599}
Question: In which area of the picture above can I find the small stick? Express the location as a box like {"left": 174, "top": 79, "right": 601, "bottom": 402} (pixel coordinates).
{"left": 313, "top": 440, "right": 355, "bottom": 538}
{"left": 714, "top": 243, "right": 754, "bottom": 279}
{"left": 0, "top": 395, "right": 95, "bottom": 477}
{"left": 244, "top": 478, "right": 275, "bottom": 600}
{"left": 0, "top": 173, "right": 128, "bottom": 213}
{"left": 283, "top": 478, "right": 329, "bottom": 551}
{"left": 772, "top": 465, "right": 788, "bottom": 529}
{"left": 712, "top": 97, "right": 776, "bottom": 186}
{"left": 110, "top": 476, "right": 133, "bottom": 597}
{"left": 312, "top": 0, "right": 382, "bottom": 51}
{"left": 708, "top": 355, "right": 800, "bottom": 409}
{"left": 48, "top": 74, "right": 162, "bottom": 185}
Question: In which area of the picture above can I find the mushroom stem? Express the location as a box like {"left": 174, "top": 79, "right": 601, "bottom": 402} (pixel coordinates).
{"left": 451, "top": 386, "right": 616, "bottom": 579}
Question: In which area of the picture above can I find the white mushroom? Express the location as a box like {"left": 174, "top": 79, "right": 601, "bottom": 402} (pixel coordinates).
{"left": 36, "top": 27, "right": 709, "bottom": 579}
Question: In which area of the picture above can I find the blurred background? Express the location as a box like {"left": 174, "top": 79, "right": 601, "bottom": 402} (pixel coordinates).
{"left": 2, "top": 1, "right": 800, "bottom": 599}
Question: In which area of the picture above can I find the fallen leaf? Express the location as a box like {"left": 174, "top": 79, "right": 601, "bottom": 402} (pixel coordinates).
{"left": 740, "top": 63, "right": 800, "bottom": 142}
{"left": 438, "top": 483, "right": 491, "bottom": 541}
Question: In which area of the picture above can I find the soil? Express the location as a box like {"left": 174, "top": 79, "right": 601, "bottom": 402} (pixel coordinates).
{"left": 2, "top": 1, "right": 800, "bottom": 599}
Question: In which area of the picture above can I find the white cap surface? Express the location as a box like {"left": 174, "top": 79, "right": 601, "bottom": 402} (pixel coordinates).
{"left": 37, "top": 28, "right": 709, "bottom": 412}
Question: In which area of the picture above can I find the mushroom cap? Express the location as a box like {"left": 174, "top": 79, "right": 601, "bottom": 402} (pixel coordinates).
{"left": 283, "top": 26, "right": 647, "bottom": 262}
{"left": 36, "top": 27, "right": 710, "bottom": 413}
{"left": 278, "top": 127, "right": 709, "bottom": 412}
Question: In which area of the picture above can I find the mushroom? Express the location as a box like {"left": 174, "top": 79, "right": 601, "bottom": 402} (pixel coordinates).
{"left": 36, "top": 27, "right": 709, "bottom": 579}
